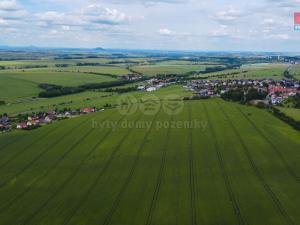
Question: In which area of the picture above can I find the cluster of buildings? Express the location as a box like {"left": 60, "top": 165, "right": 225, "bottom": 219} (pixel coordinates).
{"left": 268, "top": 84, "right": 300, "bottom": 104}
{"left": 0, "top": 114, "right": 11, "bottom": 133}
{"left": 120, "top": 73, "right": 142, "bottom": 81}
{"left": 187, "top": 79, "right": 300, "bottom": 104}
{"left": 138, "top": 78, "right": 176, "bottom": 92}
{"left": 1, "top": 107, "right": 102, "bottom": 133}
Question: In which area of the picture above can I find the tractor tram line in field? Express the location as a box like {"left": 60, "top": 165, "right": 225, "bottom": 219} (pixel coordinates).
{"left": 187, "top": 103, "right": 198, "bottom": 225}
{"left": 0, "top": 123, "right": 62, "bottom": 170}
{"left": 203, "top": 103, "right": 246, "bottom": 225}
{"left": 102, "top": 111, "right": 161, "bottom": 225}
{"left": 0, "top": 113, "right": 112, "bottom": 215}
{"left": 61, "top": 113, "right": 144, "bottom": 225}
{"left": 0, "top": 134, "right": 29, "bottom": 152}
{"left": 144, "top": 115, "right": 173, "bottom": 225}
{"left": 216, "top": 101, "right": 296, "bottom": 225}
{"left": 236, "top": 107, "right": 300, "bottom": 184}
{"left": 0, "top": 116, "right": 94, "bottom": 190}
{"left": 0, "top": 120, "right": 62, "bottom": 152}
{"left": 20, "top": 114, "right": 127, "bottom": 225}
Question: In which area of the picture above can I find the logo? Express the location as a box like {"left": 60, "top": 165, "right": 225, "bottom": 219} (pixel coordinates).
{"left": 139, "top": 95, "right": 161, "bottom": 115}
{"left": 295, "top": 12, "right": 300, "bottom": 30}
{"left": 163, "top": 94, "right": 184, "bottom": 115}
{"left": 117, "top": 95, "right": 138, "bottom": 115}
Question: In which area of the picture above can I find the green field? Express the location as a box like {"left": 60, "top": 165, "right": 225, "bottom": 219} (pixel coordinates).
{"left": 0, "top": 69, "right": 117, "bottom": 102}
{"left": 277, "top": 107, "right": 300, "bottom": 121}
{"left": 0, "top": 86, "right": 190, "bottom": 115}
{"left": 197, "top": 63, "right": 289, "bottom": 80}
{"left": 131, "top": 64, "right": 207, "bottom": 76}
{"left": 0, "top": 99, "right": 299, "bottom": 225}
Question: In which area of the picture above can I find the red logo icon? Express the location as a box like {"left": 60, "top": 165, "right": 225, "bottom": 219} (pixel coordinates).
{"left": 295, "top": 12, "right": 300, "bottom": 25}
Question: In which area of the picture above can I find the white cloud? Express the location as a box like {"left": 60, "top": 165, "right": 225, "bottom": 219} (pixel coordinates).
{"left": 215, "top": 7, "right": 243, "bottom": 25}
{"left": 158, "top": 28, "right": 172, "bottom": 35}
{"left": 36, "top": 4, "right": 131, "bottom": 28}
{"left": 0, "top": 18, "right": 9, "bottom": 26}
{"left": 267, "top": 34, "right": 290, "bottom": 40}
{"left": 83, "top": 4, "right": 130, "bottom": 25}
{"left": 0, "top": 0, "right": 299, "bottom": 50}
{"left": 0, "top": 0, "right": 18, "bottom": 11}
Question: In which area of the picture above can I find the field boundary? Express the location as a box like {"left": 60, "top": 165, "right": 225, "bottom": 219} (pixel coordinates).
{"left": 216, "top": 101, "right": 295, "bottom": 225}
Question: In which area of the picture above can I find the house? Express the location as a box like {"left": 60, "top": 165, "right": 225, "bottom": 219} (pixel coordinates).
{"left": 146, "top": 87, "right": 157, "bottom": 92}
{"left": 137, "top": 86, "right": 145, "bottom": 91}
{"left": 81, "top": 108, "right": 95, "bottom": 114}
{"left": 17, "top": 122, "right": 27, "bottom": 129}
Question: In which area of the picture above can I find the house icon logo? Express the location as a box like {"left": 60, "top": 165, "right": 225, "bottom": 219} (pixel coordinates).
{"left": 295, "top": 12, "right": 300, "bottom": 30}
{"left": 140, "top": 95, "right": 161, "bottom": 115}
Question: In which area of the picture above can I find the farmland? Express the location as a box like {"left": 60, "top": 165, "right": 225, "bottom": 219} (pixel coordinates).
{"left": 131, "top": 64, "right": 208, "bottom": 76}
{"left": 0, "top": 50, "right": 300, "bottom": 225}
{"left": 196, "top": 63, "right": 289, "bottom": 80}
{"left": 277, "top": 107, "right": 300, "bottom": 121}
{"left": 0, "top": 99, "right": 300, "bottom": 225}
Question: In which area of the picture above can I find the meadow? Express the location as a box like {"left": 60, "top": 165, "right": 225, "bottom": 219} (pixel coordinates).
{"left": 0, "top": 99, "right": 299, "bottom": 225}
{"left": 277, "top": 107, "right": 300, "bottom": 121}
{"left": 0, "top": 86, "right": 190, "bottom": 115}
{"left": 130, "top": 64, "right": 207, "bottom": 76}
{"left": 197, "top": 63, "right": 289, "bottom": 80}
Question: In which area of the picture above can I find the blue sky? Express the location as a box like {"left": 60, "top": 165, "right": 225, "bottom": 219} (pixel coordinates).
{"left": 0, "top": 0, "right": 300, "bottom": 51}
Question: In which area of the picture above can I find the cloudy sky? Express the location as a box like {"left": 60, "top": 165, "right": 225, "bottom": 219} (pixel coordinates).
{"left": 0, "top": 0, "right": 300, "bottom": 51}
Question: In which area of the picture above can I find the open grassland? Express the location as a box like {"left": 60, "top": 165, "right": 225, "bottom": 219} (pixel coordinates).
{"left": 0, "top": 99, "right": 299, "bottom": 225}
{"left": 289, "top": 65, "right": 300, "bottom": 80}
{"left": 131, "top": 64, "right": 207, "bottom": 76}
{"left": 198, "top": 63, "right": 289, "bottom": 80}
{"left": 277, "top": 107, "right": 300, "bottom": 121}
{"left": 0, "top": 70, "right": 116, "bottom": 86}
{"left": 54, "top": 66, "right": 130, "bottom": 76}
{"left": 0, "top": 76, "right": 41, "bottom": 101}
{"left": 0, "top": 86, "right": 190, "bottom": 115}
{"left": 0, "top": 70, "right": 117, "bottom": 102}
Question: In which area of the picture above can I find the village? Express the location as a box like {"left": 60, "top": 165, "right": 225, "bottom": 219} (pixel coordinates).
{"left": 186, "top": 78, "right": 300, "bottom": 105}
{"left": 0, "top": 107, "right": 103, "bottom": 134}
{"left": 2, "top": 77, "right": 300, "bottom": 134}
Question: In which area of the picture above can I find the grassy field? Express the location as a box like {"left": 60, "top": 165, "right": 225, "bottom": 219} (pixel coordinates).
{"left": 196, "top": 63, "right": 289, "bottom": 80}
{"left": 130, "top": 64, "right": 207, "bottom": 76}
{"left": 277, "top": 107, "right": 300, "bottom": 121}
{"left": 0, "top": 69, "right": 117, "bottom": 102}
{"left": 289, "top": 65, "right": 300, "bottom": 80}
{"left": 54, "top": 66, "right": 130, "bottom": 76}
{"left": 0, "top": 98, "right": 299, "bottom": 225}
{"left": 0, "top": 86, "right": 190, "bottom": 115}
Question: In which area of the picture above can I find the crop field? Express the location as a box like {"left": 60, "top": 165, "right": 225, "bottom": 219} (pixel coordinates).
{"left": 0, "top": 99, "right": 299, "bottom": 225}
{"left": 0, "top": 70, "right": 116, "bottom": 86}
{"left": 197, "top": 63, "right": 289, "bottom": 80}
{"left": 0, "top": 69, "right": 117, "bottom": 102}
{"left": 130, "top": 64, "right": 207, "bottom": 76}
{"left": 54, "top": 66, "right": 130, "bottom": 76}
{"left": 0, "top": 86, "right": 190, "bottom": 115}
{"left": 277, "top": 107, "right": 300, "bottom": 121}
{"left": 289, "top": 65, "right": 300, "bottom": 80}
